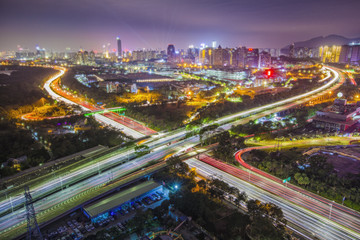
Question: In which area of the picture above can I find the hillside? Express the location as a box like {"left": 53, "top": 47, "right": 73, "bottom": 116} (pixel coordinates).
{"left": 281, "top": 35, "right": 360, "bottom": 53}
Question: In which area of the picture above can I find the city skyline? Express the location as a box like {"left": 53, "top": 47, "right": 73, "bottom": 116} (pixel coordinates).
{"left": 1, "top": 0, "right": 360, "bottom": 51}
{"left": 1, "top": 0, "right": 360, "bottom": 238}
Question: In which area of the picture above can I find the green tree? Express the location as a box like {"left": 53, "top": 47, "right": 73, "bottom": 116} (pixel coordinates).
{"left": 134, "top": 144, "right": 150, "bottom": 157}
{"left": 294, "top": 172, "right": 310, "bottom": 186}
{"left": 246, "top": 200, "right": 287, "bottom": 240}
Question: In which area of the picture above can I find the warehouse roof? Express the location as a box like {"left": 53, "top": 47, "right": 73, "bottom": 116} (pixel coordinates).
{"left": 84, "top": 180, "right": 160, "bottom": 218}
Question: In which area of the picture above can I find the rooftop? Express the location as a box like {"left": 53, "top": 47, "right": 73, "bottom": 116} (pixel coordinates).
{"left": 319, "top": 99, "right": 360, "bottom": 115}
{"left": 126, "top": 73, "right": 170, "bottom": 80}
{"left": 84, "top": 180, "right": 160, "bottom": 218}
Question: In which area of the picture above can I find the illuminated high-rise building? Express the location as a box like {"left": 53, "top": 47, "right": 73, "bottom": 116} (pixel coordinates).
{"left": 167, "top": 44, "right": 175, "bottom": 58}
{"left": 89, "top": 50, "right": 95, "bottom": 63}
{"left": 117, "top": 37, "right": 122, "bottom": 58}
{"left": 245, "top": 48, "right": 260, "bottom": 68}
{"left": 187, "top": 45, "right": 199, "bottom": 62}
{"left": 213, "top": 45, "right": 230, "bottom": 66}
{"left": 319, "top": 45, "right": 342, "bottom": 63}
{"left": 259, "top": 51, "right": 271, "bottom": 67}
{"left": 232, "top": 47, "right": 246, "bottom": 68}
{"left": 199, "top": 47, "right": 213, "bottom": 65}
{"left": 212, "top": 41, "right": 217, "bottom": 48}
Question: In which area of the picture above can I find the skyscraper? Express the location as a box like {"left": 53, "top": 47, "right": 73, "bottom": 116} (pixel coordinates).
{"left": 319, "top": 45, "right": 342, "bottom": 63}
{"left": 117, "top": 37, "right": 122, "bottom": 58}
{"left": 212, "top": 41, "right": 217, "bottom": 48}
{"left": 167, "top": 44, "right": 175, "bottom": 58}
{"left": 245, "top": 48, "right": 260, "bottom": 68}
{"left": 339, "top": 43, "right": 360, "bottom": 64}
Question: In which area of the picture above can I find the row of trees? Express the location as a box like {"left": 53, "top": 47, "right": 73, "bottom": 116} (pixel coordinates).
{"left": 197, "top": 125, "right": 247, "bottom": 163}
{"left": 0, "top": 115, "right": 128, "bottom": 179}
{"left": 247, "top": 149, "right": 360, "bottom": 211}
{"left": 46, "top": 116, "right": 128, "bottom": 159}
{"left": 0, "top": 66, "right": 57, "bottom": 110}
{"left": 33, "top": 104, "right": 74, "bottom": 117}
{"left": 196, "top": 77, "right": 323, "bottom": 122}
{"left": 159, "top": 156, "right": 290, "bottom": 239}
{"left": 212, "top": 131, "right": 246, "bottom": 163}
{"left": 0, "top": 118, "right": 50, "bottom": 178}
{"left": 116, "top": 92, "right": 163, "bottom": 104}
{"left": 125, "top": 103, "right": 196, "bottom": 131}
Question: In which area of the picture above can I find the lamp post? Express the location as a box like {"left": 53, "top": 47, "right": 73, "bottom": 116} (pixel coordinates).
{"left": 9, "top": 196, "right": 13, "bottom": 213}
{"left": 248, "top": 167, "right": 253, "bottom": 182}
{"left": 59, "top": 176, "right": 63, "bottom": 190}
{"left": 329, "top": 201, "right": 334, "bottom": 219}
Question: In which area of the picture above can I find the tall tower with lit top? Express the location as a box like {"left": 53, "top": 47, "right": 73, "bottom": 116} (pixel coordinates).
{"left": 117, "top": 37, "right": 122, "bottom": 58}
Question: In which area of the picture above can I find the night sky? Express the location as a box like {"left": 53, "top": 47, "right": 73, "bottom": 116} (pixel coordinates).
{"left": 1, "top": 0, "right": 359, "bottom": 51}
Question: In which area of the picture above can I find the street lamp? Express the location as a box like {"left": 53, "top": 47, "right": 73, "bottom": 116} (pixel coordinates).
{"left": 57, "top": 176, "right": 63, "bottom": 190}
{"left": 329, "top": 200, "right": 334, "bottom": 219}
{"left": 9, "top": 196, "right": 14, "bottom": 213}
{"left": 248, "top": 167, "right": 253, "bottom": 181}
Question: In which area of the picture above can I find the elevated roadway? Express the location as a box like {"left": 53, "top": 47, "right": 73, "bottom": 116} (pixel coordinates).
{"left": 186, "top": 158, "right": 360, "bottom": 240}
{"left": 0, "top": 66, "right": 346, "bottom": 238}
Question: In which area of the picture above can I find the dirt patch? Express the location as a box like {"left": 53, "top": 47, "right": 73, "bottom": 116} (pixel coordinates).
{"left": 322, "top": 153, "right": 360, "bottom": 177}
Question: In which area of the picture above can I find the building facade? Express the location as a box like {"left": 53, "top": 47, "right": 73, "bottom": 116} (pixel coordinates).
{"left": 339, "top": 43, "right": 360, "bottom": 65}
{"left": 312, "top": 99, "right": 360, "bottom": 131}
{"left": 319, "top": 45, "right": 342, "bottom": 63}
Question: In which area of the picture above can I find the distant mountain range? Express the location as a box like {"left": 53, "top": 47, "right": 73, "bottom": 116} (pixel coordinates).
{"left": 281, "top": 34, "right": 360, "bottom": 52}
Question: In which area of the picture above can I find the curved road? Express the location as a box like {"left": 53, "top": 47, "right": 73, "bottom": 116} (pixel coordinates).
{"left": 0, "top": 65, "right": 346, "bottom": 238}
{"left": 233, "top": 143, "right": 360, "bottom": 234}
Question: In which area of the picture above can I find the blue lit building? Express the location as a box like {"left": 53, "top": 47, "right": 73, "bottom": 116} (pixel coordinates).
{"left": 83, "top": 180, "right": 166, "bottom": 223}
